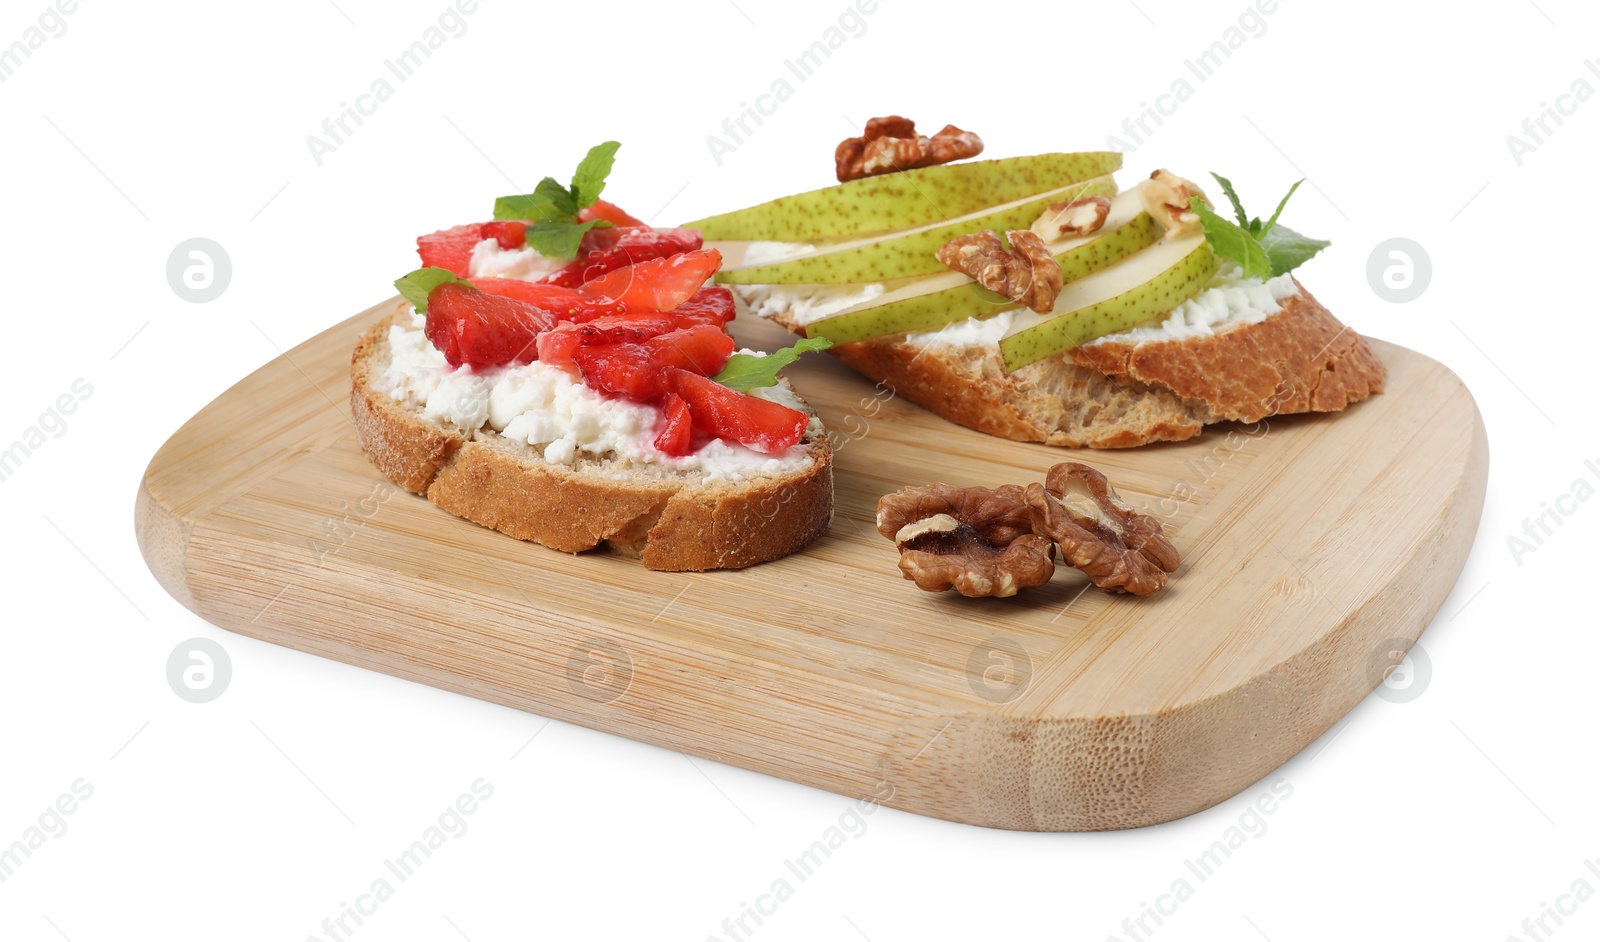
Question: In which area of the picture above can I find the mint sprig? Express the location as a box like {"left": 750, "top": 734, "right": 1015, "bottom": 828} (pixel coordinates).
{"left": 713, "top": 337, "right": 834, "bottom": 392}
{"left": 524, "top": 220, "right": 609, "bottom": 259}
{"left": 570, "top": 141, "right": 620, "bottom": 208}
{"left": 491, "top": 141, "right": 623, "bottom": 259}
{"left": 1189, "top": 173, "right": 1329, "bottom": 279}
{"left": 396, "top": 267, "right": 468, "bottom": 312}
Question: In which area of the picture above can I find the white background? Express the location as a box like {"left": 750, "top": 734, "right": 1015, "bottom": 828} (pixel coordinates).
{"left": 2, "top": 0, "right": 1596, "bottom": 939}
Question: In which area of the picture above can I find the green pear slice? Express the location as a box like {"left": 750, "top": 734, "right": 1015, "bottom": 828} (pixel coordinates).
{"left": 997, "top": 235, "right": 1219, "bottom": 372}
{"left": 714, "top": 176, "right": 1118, "bottom": 285}
{"left": 802, "top": 189, "right": 1165, "bottom": 346}
{"left": 684, "top": 152, "right": 1122, "bottom": 242}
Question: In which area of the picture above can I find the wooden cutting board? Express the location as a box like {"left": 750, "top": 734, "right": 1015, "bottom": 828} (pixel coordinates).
{"left": 135, "top": 299, "right": 1487, "bottom": 831}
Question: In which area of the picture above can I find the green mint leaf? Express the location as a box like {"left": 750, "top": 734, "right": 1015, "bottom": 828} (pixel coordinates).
{"left": 570, "top": 141, "right": 621, "bottom": 209}
{"left": 522, "top": 219, "right": 609, "bottom": 260}
{"left": 712, "top": 337, "right": 834, "bottom": 393}
{"left": 493, "top": 191, "right": 567, "bottom": 223}
{"left": 1209, "top": 172, "right": 1251, "bottom": 230}
{"left": 1261, "top": 179, "right": 1304, "bottom": 237}
{"left": 535, "top": 176, "right": 579, "bottom": 219}
{"left": 1190, "top": 197, "right": 1270, "bottom": 280}
{"left": 1260, "top": 223, "right": 1330, "bottom": 277}
{"left": 395, "top": 267, "right": 468, "bottom": 313}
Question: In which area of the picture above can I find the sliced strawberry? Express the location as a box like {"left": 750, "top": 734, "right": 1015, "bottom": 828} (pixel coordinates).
{"left": 644, "top": 326, "right": 736, "bottom": 376}
{"left": 471, "top": 278, "right": 628, "bottom": 321}
{"left": 534, "top": 330, "right": 585, "bottom": 376}
{"left": 575, "top": 224, "right": 631, "bottom": 257}
{"left": 576, "top": 248, "right": 722, "bottom": 311}
{"left": 579, "top": 199, "right": 648, "bottom": 228}
{"left": 416, "top": 223, "right": 484, "bottom": 277}
{"left": 572, "top": 345, "right": 671, "bottom": 402}
{"left": 425, "top": 282, "right": 557, "bottom": 368}
{"left": 669, "top": 286, "right": 736, "bottom": 328}
{"left": 547, "top": 228, "right": 705, "bottom": 288}
{"left": 653, "top": 393, "right": 694, "bottom": 457}
{"left": 535, "top": 314, "right": 680, "bottom": 375}
{"left": 667, "top": 370, "right": 809, "bottom": 453}
{"left": 481, "top": 220, "right": 527, "bottom": 250}
{"left": 571, "top": 314, "right": 680, "bottom": 343}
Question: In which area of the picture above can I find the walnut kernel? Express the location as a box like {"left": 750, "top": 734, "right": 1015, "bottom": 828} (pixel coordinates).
{"left": 876, "top": 484, "right": 1055, "bottom": 598}
{"left": 1031, "top": 196, "right": 1112, "bottom": 241}
{"left": 1025, "top": 463, "right": 1180, "bottom": 596}
{"left": 835, "top": 116, "right": 984, "bottom": 183}
{"left": 935, "top": 229, "right": 1063, "bottom": 314}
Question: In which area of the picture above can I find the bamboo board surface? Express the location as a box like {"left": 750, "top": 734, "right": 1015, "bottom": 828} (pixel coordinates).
{"left": 135, "top": 299, "right": 1488, "bottom": 831}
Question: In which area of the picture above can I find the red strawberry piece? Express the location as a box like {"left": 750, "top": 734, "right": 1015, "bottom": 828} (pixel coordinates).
{"left": 644, "top": 326, "right": 736, "bottom": 376}
{"left": 416, "top": 223, "right": 486, "bottom": 277}
{"left": 574, "top": 224, "right": 631, "bottom": 257}
{"left": 471, "top": 278, "right": 628, "bottom": 321}
{"left": 579, "top": 199, "right": 648, "bottom": 228}
{"left": 577, "top": 248, "right": 722, "bottom": 311}
{"left": 548, "top": 228, "right": 705, "bottom": 288}
{"left": 534, "top": 330, "right": 585, "bottom": 376}
{"left": 653, "top": 393, "right": 694, "bottom": 456}
{"left": 534, "top": 314, "right": 682, "bottom": 376}
{"left": 572, "top": 345, "right": 672, "bottom": 402}
{"left": 481, "top": 220, "right": 527, "bottom": 250}
{"left": 666, "top": 370, "right": 808, "bottom": 453}
{"left": 424, "top": 282, "right": 557, "bottom": 368}
{"left": 668, "top": 286, "right": 737, "bottom": 328}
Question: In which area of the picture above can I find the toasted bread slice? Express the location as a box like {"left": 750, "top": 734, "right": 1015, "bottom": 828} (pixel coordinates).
{"left": 745, "top": 281, "right": 1385, "bottom": 449}
{"left": 351, "top": 301, "right": 833, "bottom": 571}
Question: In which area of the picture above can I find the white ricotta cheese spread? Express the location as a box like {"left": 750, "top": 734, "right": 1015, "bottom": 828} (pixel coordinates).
{"left": 1085, "top": 267, "right": 1300, "bottom": 345}
{"left": 467, "top": 239, "right": 567, "bottom": 281}
{"left": 735, "top": 241, "right": 819, "bottom": 266}
{"left": 739, "top": 282, "right": 888, "bottom": 325}
{"left": 900, "top": 266, "right": 1300, "bottom": 350}
{"left": 377, "top": 314, "right": 814, "bottom": 483}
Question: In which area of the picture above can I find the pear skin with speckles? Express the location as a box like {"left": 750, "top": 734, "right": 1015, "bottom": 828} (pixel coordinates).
{"left": 717, "top": 178, "right": 1118, "bottom": 285}
{"left": 998, "top": 238, "right": 1219, "bottom": 372}
{"left": 685, "top": 152, "right": 1122, "bottom": 242}
{"left": 806, "top": 212, "right": 1166, "bottom": 346}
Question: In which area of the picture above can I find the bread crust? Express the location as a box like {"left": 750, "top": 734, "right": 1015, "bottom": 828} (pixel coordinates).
{"left": 760, "top": 282, "right": 1384, "bottom": 449}
{"left": 1070, "top": 282, "right": 1387, "bottom": 423}
{"left": 350, "top": 302, "right": 833, "bottom": 571}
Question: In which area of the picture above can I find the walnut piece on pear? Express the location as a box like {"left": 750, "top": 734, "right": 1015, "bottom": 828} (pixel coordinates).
{"left": 935, "top": 229, "right": 1063, "bottom": 314}
{"left": 1142, "top": 169, "right": 1208, "bottom": 237}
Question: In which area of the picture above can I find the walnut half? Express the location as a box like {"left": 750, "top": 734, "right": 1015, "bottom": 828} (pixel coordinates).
{"left": 835, "top": 116, "right": 984, "bottom": 182}
{"left": 935, "top": 229, "right": 1064, "bottom": 314}
{"left": 1142, "top": 169, "right": 1208, "bottom": 237}
{"left": 1031, "top": 196, "right": 1112, "bottom": 241}
{"left": 1024, "top": 463, "right": 1180, "bottom": 596}
{"left": 876, "top": 484, "right": 1055, "bottom": 598}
